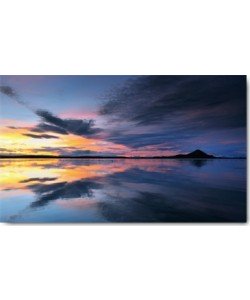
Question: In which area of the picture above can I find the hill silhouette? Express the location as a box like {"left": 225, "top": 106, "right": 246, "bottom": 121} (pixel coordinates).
{"left": 172, "top": 149, "right": 215, "bottom": 159}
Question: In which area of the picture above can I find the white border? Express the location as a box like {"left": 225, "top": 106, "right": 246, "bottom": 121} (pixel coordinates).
{"left": 0, "top": 1, "right": 249, "bottom": 300}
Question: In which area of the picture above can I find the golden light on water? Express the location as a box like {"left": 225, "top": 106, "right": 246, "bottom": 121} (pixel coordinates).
{"left": 0, "top": 158, "right": 177, "bottom": 191}
{"left": 0, "top": 159, "right": 126, "bottom": 190}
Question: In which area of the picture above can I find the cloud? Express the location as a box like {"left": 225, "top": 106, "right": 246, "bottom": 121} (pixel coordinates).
{"left": 100, "top": 76, "right": 246, "bottom": 149}
{"left": 7, "top": 126, "right": 20, "bottom": 129}
{"left": 20, "top": 177, "right": 58, "bottom": 183}
{"left": 0, "top": 85, "right": 32, "bottom": 109}
{"left": 35, "top": 109, "right": 102, "bottom": 137}
{"left": 107, "top": 131, "right": 189, "bottom": 148}
{"left": 23, "top": 133, "right": 59, "bottom": 139}
{"left": 100, "top": 76, "right": 246, "bottom": 127}
{"left": 31, "top": 123, "right": 68, "bottom": 135}
{"left": 16, "top": 109, "right": 102, "bottom": 138}
{"left": 0, "top": 86, "right": 17, "bottom": 97}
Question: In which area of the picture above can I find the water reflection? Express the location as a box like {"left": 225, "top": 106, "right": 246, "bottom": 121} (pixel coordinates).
{"left": 0, "top": 158, "right": 246, "bottom": 222}
{"left": 189, "top": 159, "right": 208, "bottom": 168}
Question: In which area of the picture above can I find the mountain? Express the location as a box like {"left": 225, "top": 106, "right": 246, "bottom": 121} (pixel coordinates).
{"left": 173, "top": 149, "right": 215, "bottom": 158}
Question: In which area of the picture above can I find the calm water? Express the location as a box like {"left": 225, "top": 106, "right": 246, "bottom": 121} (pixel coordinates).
{"left": 0, "top": 158, "right": 246, "bottom": 223}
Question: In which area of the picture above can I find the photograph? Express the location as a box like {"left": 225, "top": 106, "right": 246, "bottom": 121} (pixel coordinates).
{"left": 0, "top": 75, "right": 246, "bottom": 223}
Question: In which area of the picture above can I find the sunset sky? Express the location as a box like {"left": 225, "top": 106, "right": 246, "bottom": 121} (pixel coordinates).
{"left": 0, "top": 75, "right": 246, "bottom": 157}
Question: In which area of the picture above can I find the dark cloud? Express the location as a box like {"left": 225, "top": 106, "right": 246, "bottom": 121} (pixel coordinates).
{"left": 20, "top": 177, "right": 58, "bottom": 183}
{"left": 107, "top": 131, "right": 190, "bottom": 148}
{"left": 0, "top": 86, "right": 17, "bottom": 97}
{"left": 0, "top": 85, "right": 31, "bottom": 108}
{"left": 23, "top": 133, "right": 59, "bottom": 139}
{"left": 100, "top": 76, "right": 246, "bottom": 127}
{"left": 9, "top": 112, "right": 101, "bottom": 139}
{"left": 67, "top": 150, "right": 95, "bottom": 156}
{"left": 35, "top": 109, "right": 102, "bottom": 137}
{"left": 31, "top": 123, "right": 68, "bottom": 135}
{"left": 100, "top": 75, "right": 246, "bottom": 149}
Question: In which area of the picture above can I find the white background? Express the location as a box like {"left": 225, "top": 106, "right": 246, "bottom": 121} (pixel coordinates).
{"left": 0, "top": 1, "right": 249, "bottom": 300}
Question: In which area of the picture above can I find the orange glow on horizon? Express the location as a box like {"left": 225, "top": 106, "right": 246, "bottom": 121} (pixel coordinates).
{"left": 0, "top": 122, "right": 130, "bottom": 156}
{"left": 0, "top": 120, "right": 176, "bottom": 157}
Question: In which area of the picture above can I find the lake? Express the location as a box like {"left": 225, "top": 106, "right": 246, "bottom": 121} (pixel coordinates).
{"left": 0, "top": 158, "right": 246, "bottom": 223}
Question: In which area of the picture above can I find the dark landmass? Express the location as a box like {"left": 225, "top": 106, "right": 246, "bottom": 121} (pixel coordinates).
{"left": 0, "top": 149, "right": 246, "bottom": 159}
{"left": 172, "top": 149, "right": 215, "bottom": 159}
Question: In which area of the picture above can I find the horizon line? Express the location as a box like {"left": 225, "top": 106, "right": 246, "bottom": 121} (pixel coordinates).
{"left": 0, "top": 155, "right": 246, "bottom": 159}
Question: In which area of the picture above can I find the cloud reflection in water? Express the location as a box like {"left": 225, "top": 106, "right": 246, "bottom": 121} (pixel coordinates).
{"left": 0, "top": 158, "right": 246, "bottom": 222}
